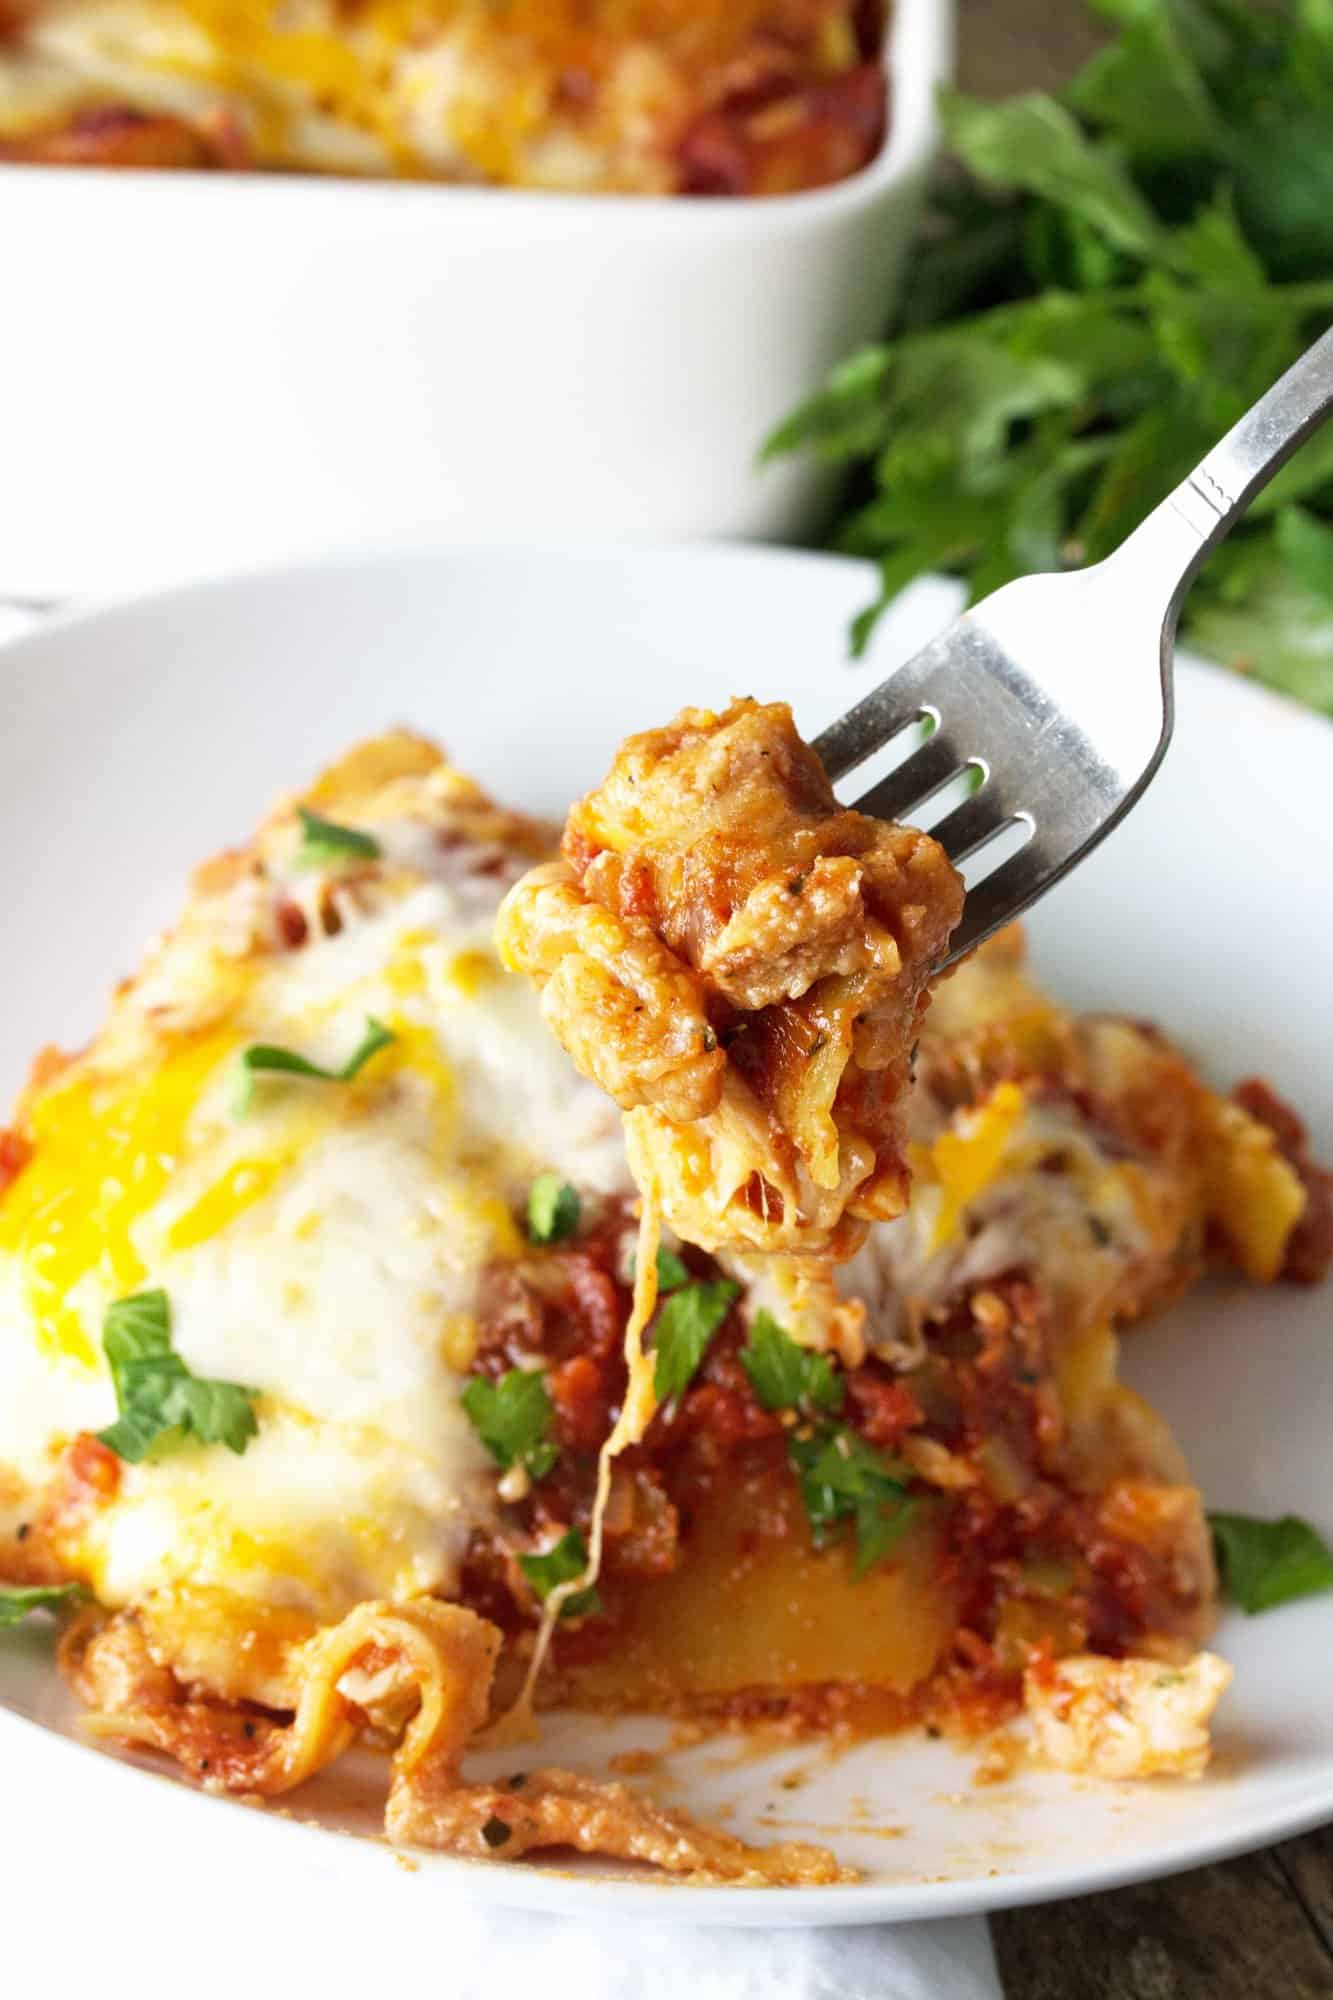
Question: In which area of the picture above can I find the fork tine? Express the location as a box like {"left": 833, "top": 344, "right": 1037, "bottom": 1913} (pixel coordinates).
{"left": 943, "top": 834, "right": 1053, "bottom": 969}
{"left": 813, "top": 684, "right": 934, "bottom": 784}
{"left": 852, "top": 734, "right": 962, "bottom": 826}
{"left": 926, "top": 788, "right": 1009, "bottom": 866}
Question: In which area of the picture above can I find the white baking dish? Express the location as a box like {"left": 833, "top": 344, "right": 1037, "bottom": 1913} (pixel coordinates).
{"left": 0, "top": 0, "right": 951, "bottom": 597}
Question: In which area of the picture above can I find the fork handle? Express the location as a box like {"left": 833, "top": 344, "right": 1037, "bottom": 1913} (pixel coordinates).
{"left": 1111, "top": 323, "right": 1333, "bottom": 618}
{"left": 1184, "top": 323, "right": 1333, "bottom": 529}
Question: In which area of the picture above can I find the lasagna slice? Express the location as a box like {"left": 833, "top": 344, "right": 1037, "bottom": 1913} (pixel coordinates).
{"left": 0, "top": 0, "right": 887, "bottom": 192}
{"left": 0, "top": 730, "right": 840, "bottom": 1882}
{"left": 524, "top": 924, "right": 1319, "bottom": 1755}
{"left": 0, "top": 732, "right": 1324, "bottom": 1881}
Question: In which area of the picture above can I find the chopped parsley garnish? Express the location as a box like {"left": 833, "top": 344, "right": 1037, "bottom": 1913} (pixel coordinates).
{"left": 1210, "top": 1511, "right": 1333, "bottom": 1615}
{"left": 526, "top": 1174, "right": 581, "bottom": 1246}
{"left": 296, "top": 807, "right": 382, "bottom": 866}
{"left": 655, "top": 1247, "right": 689, "bottom": 1293}
{"left": 788, "top": 1426, "right": 916, "bottom": 1578}
{"left": 632, "top": 1245, "right": 688, "bottom": 1290}
{"left": 462, "top": 1369, "right": 559, "bottom": 1483}
{"left": 0, "top": 1582, "right": 86, "bottom": 1630}
{"left": 740, "top": 1309, "right": 845, "bottom": 1418}
{"left": 239, "top": 1016, "right": 395, "bottom": 1105}
{"left": 518, "top": 1527, "right": 601, "bottom": 1620}
{"left": 651, "top": 1278, "right": 740, "bottom": 1406}
{"left": 736, "top": 1313, "right": 877, "bottom": 1586}
{"left": 97, "top": 1290, "right": 258, "bottom": 1464}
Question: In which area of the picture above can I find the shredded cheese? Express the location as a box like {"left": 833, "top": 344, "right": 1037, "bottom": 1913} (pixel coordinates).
{"left": 486, "top": 1182, "right": 661, "bottom": 1744}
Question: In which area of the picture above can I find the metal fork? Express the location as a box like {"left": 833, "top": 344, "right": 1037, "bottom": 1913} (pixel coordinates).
{"left": 815, "top": 326, "right": 1333, "bottom": 970}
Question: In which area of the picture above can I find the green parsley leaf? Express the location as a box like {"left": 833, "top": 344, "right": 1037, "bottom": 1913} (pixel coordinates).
{"left": 461, "top": 1369, "right": 559, "bottom": 1482}
{"left": 1273, "top": 504, "right": 1333, "bottom": 609}
{"left": 1210, "top": 1511, "right": 1333, "bottom": 1615}
{"left": 101, "top": 1287, "right": 172, "bottom": 1370}
{"left": 939, "top": 88, "right": 1162, "bottom": 261}
{"left": 526, "top": 1174, "right": 581, "bottom": 1246}
{"left": 239, "top": 1017, "right": 395, "bottom": 1101}
{"left": 788, "top": 1426, "right": 915, "bottom": 1577}
{"left": 96, "top": 1413, "right": 160, "bottom": 1464}
{"left": 740, "top": 1310, "right": 845, "bottom": 1417}
{"left": 766, "top": 0, "right": 1333, "bottom": 713}
{"left": 97, "top": 1290, "right": 258, "bottom": 1464}
{"left": 1168, "top": 195, "right": 1268, "bottom": 295}
{"left": 651, "top": 1278, "right": 740, "bottom": 1406}
{"left": 655, "top": 1247, "right": 689, "bottom": 1293}
{"left": 1187, "top": 530, "right": 1333, "bottom": 710}
{"left": 518, "top": 1527, "right": 601, "bottom": 1620}
{"left": 762, "top": 345, "right": 897, "bottom": 465}
{"left": 169, "top": 1378, "right": 261, "bottom": 1457}
{"left": 1066, "top": 3, "right": 1226, "bottom": 160}
{"left": 852, "top": 1495, "right": 920, "bottom": 1575}
{"left": 296, "top": 806, "right": 381, "bottom": 866}
{"left": 0, "top": 1582, "right": 86, "bottom": 1630}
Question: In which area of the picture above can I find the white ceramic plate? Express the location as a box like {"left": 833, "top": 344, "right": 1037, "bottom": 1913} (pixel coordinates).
{"left": 0, "top": 545, "right": 1330, "bottom": 1927}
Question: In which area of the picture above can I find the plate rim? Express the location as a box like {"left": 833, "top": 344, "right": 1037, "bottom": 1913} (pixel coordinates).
{"left": 7, "top": 1666, "right": 1333, "bottom": 1927}
{"left": 3, "top": 535, "right": 1328, "bottom": 745}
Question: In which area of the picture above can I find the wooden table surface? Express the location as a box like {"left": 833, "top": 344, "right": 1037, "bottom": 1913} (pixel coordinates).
{"left": 955, "top": 5, "right": 1333, "bottom": 1994}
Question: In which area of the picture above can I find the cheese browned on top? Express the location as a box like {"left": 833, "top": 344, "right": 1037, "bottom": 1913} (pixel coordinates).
{"left": 0, "top": 0, "right": 887, "bottom": 192}
{"left": 497, "top": 698, "right": 964, "bottom": 1259}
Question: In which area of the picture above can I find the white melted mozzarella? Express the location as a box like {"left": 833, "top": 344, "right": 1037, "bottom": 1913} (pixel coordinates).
{"left": 837, "top": 1100, "right": 1155, "bottom": 1364}
{"left": 0, "top": 823, "right": 630, "bottom": 1618}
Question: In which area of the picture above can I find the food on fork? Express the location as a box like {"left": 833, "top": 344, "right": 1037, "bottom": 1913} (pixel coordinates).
{"left": 497, "top": 698, "right": 965, "bottom": 1259}
{"left": 0, "top": 726, "right": 1327, "bottom": 1881}
{"left": 0, "top": 0, "right": 887, "bottom": 192}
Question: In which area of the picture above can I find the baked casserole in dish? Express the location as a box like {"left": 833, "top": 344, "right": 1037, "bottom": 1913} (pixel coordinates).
{"left": 0, "top": 0, "right": 889, "bottom": 191}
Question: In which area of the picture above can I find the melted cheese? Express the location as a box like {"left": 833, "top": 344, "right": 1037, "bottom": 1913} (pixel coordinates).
{"left": 3, "top": 0, "right": 872, "bottom": 190}
{"left": 832, "top": 1082, "right": 1165, "bottom": 1371}
{"left": 0, "top": 819, "right": 629, "bottom": 1623}
{"left": 492, "top": 1187, "right": 662, "bottom": 1745}
{"left": 921, "top": 1080, "right": 1027, "bottom": 1254}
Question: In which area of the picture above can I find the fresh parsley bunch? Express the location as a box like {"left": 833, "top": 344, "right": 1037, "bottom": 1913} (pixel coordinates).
{"left": 766, "top": 0, "right": 1333, "bottom": 708}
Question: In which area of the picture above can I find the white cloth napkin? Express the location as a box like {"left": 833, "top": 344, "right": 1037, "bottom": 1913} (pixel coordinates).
{"left": 0, "top": 590, "right": 1001, "bottom": 2000}
{"left": 282, "top": 1895, "right": 1003, "bottom": 2000}
{"left": 6, "top": 1718, "right": 1000, "bottom": 2000}
{"left": 0, "top": 601, "right": 45, "bottom": 646}
{"left": 428, "top": 1906, "right": 1003, "bottom": 1999}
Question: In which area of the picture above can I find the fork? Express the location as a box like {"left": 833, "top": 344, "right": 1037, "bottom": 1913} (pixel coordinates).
{"left": 814, "top": 326, "right": 1333, "bottom": 970}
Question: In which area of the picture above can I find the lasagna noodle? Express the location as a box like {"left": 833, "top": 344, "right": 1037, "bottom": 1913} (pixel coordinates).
{"left": 66, "top": 1596, "right": 849, "bottom": 1880}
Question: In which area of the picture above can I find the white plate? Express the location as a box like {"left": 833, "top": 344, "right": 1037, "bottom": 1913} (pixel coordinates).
{"left": 0, "top": 544, "right": 1330, "bottom": 1927}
